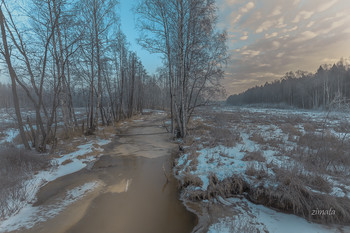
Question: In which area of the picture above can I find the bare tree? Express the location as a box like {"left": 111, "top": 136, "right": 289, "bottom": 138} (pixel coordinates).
{"left": 136, "top": 0, "right": 227, "bottom": 137}
{"left": 0, "top": 4, "right": 30, "bottom": 149}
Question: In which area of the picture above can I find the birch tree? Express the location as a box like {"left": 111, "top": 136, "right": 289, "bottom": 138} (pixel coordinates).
{"left": 136, "top": 0, "right": 227, "bottom": 137}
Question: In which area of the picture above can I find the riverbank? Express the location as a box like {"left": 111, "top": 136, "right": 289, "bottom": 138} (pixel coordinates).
{"left": 174, "top": 106, "right": 350, "bottom": 232}
{"left": 0, "top": 111, "right": 196, "bottom": 233}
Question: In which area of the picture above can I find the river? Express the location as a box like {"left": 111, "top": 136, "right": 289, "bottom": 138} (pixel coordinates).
{"left": 15, "top": 113, "right": 196, "bottom": 233}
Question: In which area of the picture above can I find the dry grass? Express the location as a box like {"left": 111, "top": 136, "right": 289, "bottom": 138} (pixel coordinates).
{"left": 280, "top": 123, "right": 302, "bottom": 136}
{"left": 245, "top": 163, "right": 268, "bottom": 180}
{"left": 248, "top": 133, "right": 265, "bottom": 144}
{"left": 262, "top": 165, "right": 350, "bottom": 224}
{"left": 187, "top": 112, "right": 242, "bottom": 148}
{"left": 187, "top": 149, "right": 200, "bottom": 171}
{"left": 295, "top": 132, "right": 350, "bottom": 173}
{"left": 185, "top": 174, "right": 248, "bottom": 201}
{"left": 242, "top": 151, "right": 266, "bottom": 162}
{"left": 303, "top": 122, "right": 317, "bottom": 132}
{"left": 177, "top": 107, "right": 350, "bottom": 225}
{"left": 55, "top": 127, "right": 84, "bottom": 140}
{"left": 181, "top": 172, "right": 203, "bottom": 188}
{"left": 179, "top": 155, "right": 350, "bottom": 224}
{"left": 61, "top": 159, "right": 73, "bottom": 165}
{"left": 245, "top": 163, "right": 258, "bottom": 177}
{"left": 0, "top": 146, "right": 50, "bottom": 220}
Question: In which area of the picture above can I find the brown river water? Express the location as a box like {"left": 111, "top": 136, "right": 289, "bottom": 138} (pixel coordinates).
{"left": 16, "top": 114, "right": 197, "bottom": 233}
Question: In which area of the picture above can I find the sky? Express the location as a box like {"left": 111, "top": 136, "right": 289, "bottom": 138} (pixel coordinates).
{"left": 120, "top": 0, "right": 350, "bottom": 95}
{"left": 1, "top": 0, "right": 350, "bottom": 96}
{"left": 216, "top": 0, "right": 350, "bottom": 95}
{"left": 118, "top": 0, "right": 162, "bottom": 75}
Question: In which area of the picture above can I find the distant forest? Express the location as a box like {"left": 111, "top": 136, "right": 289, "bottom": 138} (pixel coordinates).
{"left": 227, "top": 59, "right": 350, "bottom": 109}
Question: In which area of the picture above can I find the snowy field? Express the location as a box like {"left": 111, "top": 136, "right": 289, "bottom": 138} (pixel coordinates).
{"left": 0, "top": 107, "right": 87, "bottom": 147}
{"left": 174, "top": 106, "right": 350, "bottom": 232}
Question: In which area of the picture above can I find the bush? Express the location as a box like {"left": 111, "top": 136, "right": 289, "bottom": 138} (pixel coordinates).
{"left": 0, "top": 146, "right": 49, "bottom": 220}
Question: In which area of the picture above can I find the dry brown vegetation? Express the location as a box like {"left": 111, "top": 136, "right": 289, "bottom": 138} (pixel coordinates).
{"left": 245, "top": 163, "right": 268, "bottom": 180}
{"left": 182, "top": 172, "right": 203, "bottom": 188}
{"left": 293, "top": 132, "right": 350, "bottom": 173}
{"left": 248, "top": 133, "right": 265, "bottom": 144}
{"left": 61, "top": 159, "right": 73, "bottom": 165}
{"left": 0, "top": 146, "right": 50, "bottom": 220}
{"left": 182, "top": 167, "right": 350, "bottom": 224}
{"left": 242, "top": 151, "right": 266, "bottom": 162}
{"left": 187, "top": 112, "right": 242, "bottom": 149}
{"left": 280, "top": 123, "right": 302, "bottom": 136}
{"left": 176, "top": 107, "right": 350, "bottom": 225}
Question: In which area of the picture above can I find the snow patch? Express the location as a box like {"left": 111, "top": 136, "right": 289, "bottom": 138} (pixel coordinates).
{"left": 208, "top": 197, "right": 347, "bottom": 233}
{"left": 0, "top": 181, "right": 100, "bottom": 232}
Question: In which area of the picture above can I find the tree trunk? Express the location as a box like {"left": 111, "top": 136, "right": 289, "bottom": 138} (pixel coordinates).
{"left": 0, "top": 7, "right": 30, "bottom": 149}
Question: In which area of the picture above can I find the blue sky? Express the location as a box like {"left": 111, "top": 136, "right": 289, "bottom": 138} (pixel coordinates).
{"left": 118, "top": 0, "right": 162, "bottom": 75}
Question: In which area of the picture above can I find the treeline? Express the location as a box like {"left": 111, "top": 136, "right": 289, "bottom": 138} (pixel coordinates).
{"left": 1, "top": 0, "right": 227, "bottom": 151}
{"left": 0, "top": 0, "right": 167, "bottom": 151}
{"left": 227, "top": 59, "right": 350, "bottom": 109}
{"left": 0, "top": 75, "right": 167, "bottom": 110}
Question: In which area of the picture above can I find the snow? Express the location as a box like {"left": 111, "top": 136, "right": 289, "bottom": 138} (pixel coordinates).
{"left": 177, "top": 154, "right": 188, "bottom": 166}
{"left": 208, "top": 197, "right": 347, "bottom": 233}
{"left": 53, "top": 138, "right": 111, "bottom": 178}
{"left": 0, "top": 137, "right": 111, "bottom": 230}
{"left": 0, "top": 181, "right": 100, "bottom": 232}
{"left": 0, "top": 128, "right": 19, "bottom": 144}
{"left": 176, "top": 106, "right": 350, "bottom": 232}
{"left": 177, "top": 106, "right": 350, "bottom": 196}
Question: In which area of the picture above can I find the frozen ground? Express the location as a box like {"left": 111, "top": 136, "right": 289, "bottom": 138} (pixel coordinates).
{"left": 207, "top": 197, "right": 348, "bottom": 233}
{"left": 0, "top": 137, "right": 112, "bottom": 232}
{"left": 0, "top": 107, "right": 87, "bottom": 146}
{"left": 174, "top": 106, "right": 350, "bottom": 232}
{"left": 0, "top": 128, "right": 19, "bottom": 145}
{"left": 0, "top": 181, "right": 101, "bottom": 232}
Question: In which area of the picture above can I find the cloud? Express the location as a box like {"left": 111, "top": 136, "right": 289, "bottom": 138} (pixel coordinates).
{"left": 256, "top": 20, "right": 274, "bottom": 33}
{"left": 265, "top": 32, "right": 278, "bottom": 39}
{"left": 293, "top": 0, "right": 301, "bottom": 6}
{"left": 292, "top": 31, "right": 318, "bottom": 43}
{"left": 224, "top": 0, "right": 240, "bottom": 5}
{"left": 317, "top": 0, "right": 338, "bottom": 12}
{"left": 272, "top": 41, "right": 280, "bottom": 49}
{"left": 276, "top": 52, "right": 285, "bottom": 58}
{"left": 231, "top": 1, "right": 255, "bottom": 24}
{"left": 300, "top": 11, "right": 314, "bottom": 19}
{"left": 240, "top": 31, "right": 249, "bottom": 40}
{"left": 241, "top": 2, "right": 255, "bottom": 13}
{"left": 271, "top": 6, "right": 282, "bottom": 16}
{"left": 282, "top": 26, "right": 298, "bottom": 33}
{"left": 217, "top": 0, "right": 350, "bottom": 94}
{"left": 306, "top": 21, "right": 315, "bottom": 28}
{"left": 241, "top": 49, "right": 260, "bottom": 57}
{"left": 292, "top": 11, "right": 314, "bottom": 23}
{"left": 276, "top": 17, "right": 286, "bottom": 28}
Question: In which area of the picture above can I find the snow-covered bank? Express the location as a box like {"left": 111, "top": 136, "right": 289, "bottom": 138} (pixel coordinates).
{"left": 0, "top": 136, "right": 112, "bottom": 232}
{"left": 174, "top": 106, "right": 350, "bottom": 232}
{"left": 0, "top": 181, "right": 101, "bottom": 232}
{"left": 207, "top": 197, "right": 348, "bottom": 233}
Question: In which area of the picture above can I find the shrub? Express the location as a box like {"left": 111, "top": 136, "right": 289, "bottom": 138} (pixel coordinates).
{"left": 0, "top": 146, "right": 49, "bottom": 220}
